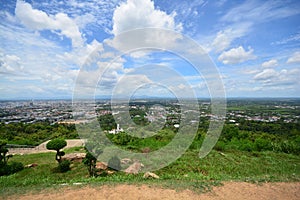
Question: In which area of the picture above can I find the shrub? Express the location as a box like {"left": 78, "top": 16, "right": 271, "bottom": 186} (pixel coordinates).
{"left": 276, "top": 141, "right": 300, "bottom": 154}
{"left": 58, "top": 160, "right": 71, "bottom": 173}
{"left": 0, "top": 162, "right": 24, "bottom": 176}
{"left": 214, "top": 141, "right": 226, "bottom": 151}
{"left": 108, "top": 156, "right": 121, "bottom": 171}
{"left": 0, "top": 164, "right": 10, "bottom": 176}
{"left": 9, "top": 162, "right": 24, "bottom": 174}
{"left": 254, "top": 138, "right": 272, "bottom": 151}
{"left": 238, "top": 140, "right": 254, "bottom": 152}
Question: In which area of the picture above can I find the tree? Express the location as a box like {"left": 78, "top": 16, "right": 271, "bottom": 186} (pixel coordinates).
{"left": 0, "top": 140, "right": 12, "bottom": 165}
{"left": 83, "top": 152, "right": 97, "bottom": 177}
{"left": 83, "top": 142, "right": 103, "bottom": 177}
{"left": 0, "top": 140, "right": 23, "bottom": 176}
{"left": 46, "top": 138, "right": 67, "bottom": 163}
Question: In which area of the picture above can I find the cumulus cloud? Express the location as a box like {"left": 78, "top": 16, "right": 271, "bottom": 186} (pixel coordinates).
{"left": 15, "top": 0, "right": 83, "bottom": 47}
{"left": 112, "top": 0, "right": 182, "bottom": 36}
{"left": 218, "top": 46, "right": 256, "bottom": 64}
{"left": 253, "top": 68, "right": 300, "bottom": 88}
{"left": 261, "top": 59, "right": 278, "bottom": 68}
{"left": 287, "top": 51, "right": 300, "bottom": 64}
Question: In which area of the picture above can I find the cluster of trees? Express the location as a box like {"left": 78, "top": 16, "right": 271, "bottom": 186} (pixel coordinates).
{"left": 212, "top": 123, "right": 300, "bottom": 154}
{"left": 0, "top": 122, "right": 78, "bottom": 146}
{"left": 104, "top": 120, "right": 300, "bottom": 155}
{"left": 98, "top": 114, "right": 117, "bottom": 131}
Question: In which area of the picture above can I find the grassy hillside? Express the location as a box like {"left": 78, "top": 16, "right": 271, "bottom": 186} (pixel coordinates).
{"left": 1, "top": 147, "right": 299, "bottom": 197}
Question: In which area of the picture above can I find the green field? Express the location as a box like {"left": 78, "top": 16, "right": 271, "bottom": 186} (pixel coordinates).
{"left": 1, "top": 146, "right": 299, "bottom": 197}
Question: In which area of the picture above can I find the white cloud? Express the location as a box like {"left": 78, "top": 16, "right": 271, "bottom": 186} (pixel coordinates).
{"left": 218, "top": 46, "right": 256, "bottom": 64}
{"left": 212, "top": 31, "right": 231, "bottom": 53}
{"left": 221, "top": 1, "right": 300, "bottom": 23}
{"left": 272, "top": 33, "right": 300, "bottom": 45}
{"left": 261, "top": 59, "right": 278, "bottom": 68}
{"left": 287, "top": 51, "right": 300, "bottom": 64}
{"left": 62, "top": 39, "right": 104, "bottom": 66}
{"left": 106, "top": 0, "right": 184, "bottom": 59}
{"left": 253, "top": 68, "right": 300, "bottom": 88}
{"left": 113, "top": 74, "right": 153, "bottom": 96}
{"left": 0, "top": 53, "right": 23, "bottom": 74}
{"left": 211, "top": 25, "right": 249, "bottom": 52}
{"left": 74, "top": 13, "right": 96, "bottom": 29}
{"left": 213, "top": 1, "right": 300, "bottom": 57}
{"left": 112, "top": 0, "right": 182, "bottom": 36}
{"left": 0, "top": 16, "right": 80, "bottom": 98}
{"left": 15, "top": 0, "right": 83, "bottom": 47}
{"left": 254, "top": 69, "right": 278, "bottom": 81}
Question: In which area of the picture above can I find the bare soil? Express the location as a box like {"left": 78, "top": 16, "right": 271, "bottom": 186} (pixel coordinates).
{"left": 9, "top": 182, "right": 300, "bottom": 200}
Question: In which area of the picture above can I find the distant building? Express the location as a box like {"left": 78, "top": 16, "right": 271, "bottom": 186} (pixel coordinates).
{"left": 108, "top": 124, "right": 123, "bottom": 134}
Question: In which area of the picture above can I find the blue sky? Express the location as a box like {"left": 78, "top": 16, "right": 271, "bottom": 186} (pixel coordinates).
{"left": 0, "top": 0, "right": 300, "bottom": 99}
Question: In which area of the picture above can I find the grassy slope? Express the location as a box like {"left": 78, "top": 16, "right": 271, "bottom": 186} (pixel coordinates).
{"left": 0, "top": 147, "right": 299, "bottom": 197}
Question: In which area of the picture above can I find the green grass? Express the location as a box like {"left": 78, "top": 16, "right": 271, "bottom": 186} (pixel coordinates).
{"left": 0, "top": 147, "right": 299, "bottom": 198}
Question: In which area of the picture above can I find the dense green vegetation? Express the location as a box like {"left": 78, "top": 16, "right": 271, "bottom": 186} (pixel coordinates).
{"left": 103, "top": 121, "right": 300, "bottom": 155}
{"left": 0, "top": 112, "right": 299, "bottom": 155}
{"left": 0, "top": 122, "right": 78, "bottom": 146}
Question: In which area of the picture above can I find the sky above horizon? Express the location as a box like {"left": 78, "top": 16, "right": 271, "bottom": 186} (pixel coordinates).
{"left": 0, "top": 0, "right": 300, "bottom": 100}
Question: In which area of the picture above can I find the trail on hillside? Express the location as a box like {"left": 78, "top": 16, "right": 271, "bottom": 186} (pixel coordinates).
{"left": 8, "top": 139, "right": 85, "bottom": 154}
{"left": 10, "top": 182, "right": 300, "bottom": 200}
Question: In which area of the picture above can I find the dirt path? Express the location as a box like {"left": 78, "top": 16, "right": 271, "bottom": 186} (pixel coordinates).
{"left": 8, "top": 139, "right": 85, "bottom": 154}
{"left": 11, "top": 182, "right": 300, "bottom": 200}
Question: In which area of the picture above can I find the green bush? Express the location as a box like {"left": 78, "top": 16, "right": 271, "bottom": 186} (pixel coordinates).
{"left": 111, "top": 133, "right": 133, "bottom": 146}
{"left": 275, "top": 140, "right": 300, "bottom": 154}
{"left": 0, "top": 162, "right": 24, "bottom": 176}
{"left": 214, "top": 141, "right": 226, "bottom": 151}
{"left": 0, "top": 163, "right": 10, "bottom": 176}
{"left": 58, "top": 160, "right": 71, "bottom": 173}
{"left": 108, "top": 156, "right": 121, "bottom": 171}
{"left": 254, "top": 138, "right": 272, "bottom": 151}
{"left": 9, "top": 162, "right": 24, "bottom": 174}
{"left": 238, "top": 140, "right": 254, "bottom": 152}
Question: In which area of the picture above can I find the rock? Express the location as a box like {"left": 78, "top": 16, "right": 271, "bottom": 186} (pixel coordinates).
{"left": 95, "top": 162, "right": 108, "bottom": 170}
{"left": 121, "top": 158, "right": 132, "bottom": 165}
{"left": 73, "top": 182, "right": 83, "bottom": 185}
{"left": 141, "top": 147, "right": 151, "bottom": 153}
{"left": 61, "top": 153, "right": 86, "bottom": 162}
{"left": 107, "top": 170, "right": 114, "bottom": 175}
{"left": 25, "top": 163, "right": 38, "bottom": 168}
{"left": 143, "top": 172, "right": 159, "bottom": 179}
{"left": 124, "top": 161, "right": 143, "bottom": 174}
